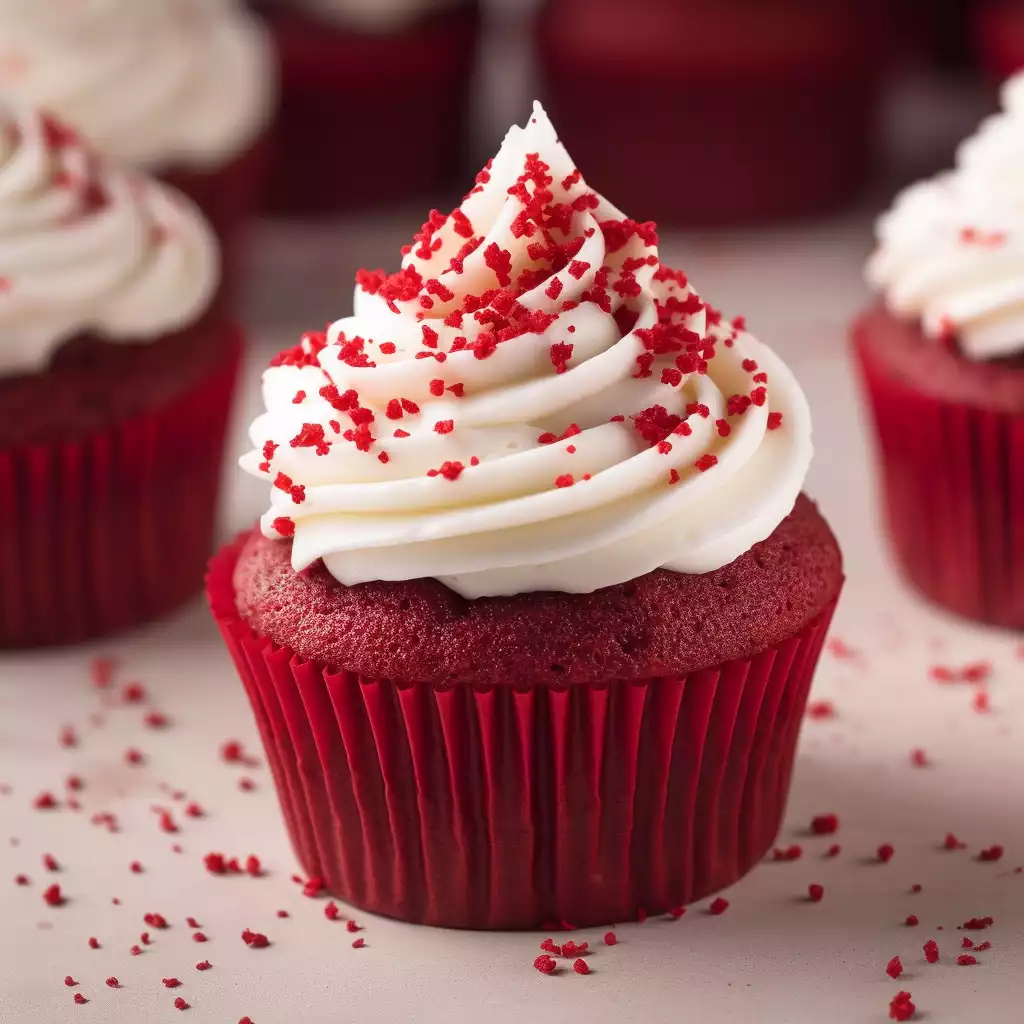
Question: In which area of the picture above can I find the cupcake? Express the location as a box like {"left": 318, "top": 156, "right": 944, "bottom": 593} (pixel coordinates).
{"left": 0, "top": 0, "right": 274, "bottom": 279}
{"left": 260, "top": 0, "right": 480, "bottom": 216}
{"left": 537, "top": 0, "right": 879, "bottom": 226}
{"left": 0, "top": 100, "right": 241, "bottom": 648}
{"left": 208, "top": 103, "right": 843, "bottom": 929}
{"left": 855, "top": 73, "right": 1024, "bottom": 629}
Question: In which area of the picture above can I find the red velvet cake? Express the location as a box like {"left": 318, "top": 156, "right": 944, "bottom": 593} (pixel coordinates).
{"left": 537, "top": 0, "right": 879, "bottom": 226}
{"left": 260, "top": 2, "right": 480, "bottom": 215}
{"left": 0, "top": 105, "right": 241, "bottom": 648}
{"left": 856, "top": 78, "right": 1024, "bottom": 629}
{"left": 208, "top": 104, "right": 843, "bottom": 928}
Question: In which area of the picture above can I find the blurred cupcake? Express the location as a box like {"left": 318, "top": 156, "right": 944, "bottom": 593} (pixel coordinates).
{"left": 0, "top": 0, "right": 274, "bottom": 279}
{"left": 537, "top": 0, "right": 879, "bottom": 226}
{"left": 208, "top": 103, "right": 843, "bottom": 929}
{"left": 854, "top": 73, "right": 1024, "bottom": 629}
{"left": 0, "top": 100, "right": 242, "bottom": 648}
{"left": 977, "top": 2, "right": 1024, "bottom": 82}
{"left": 260, "top": 0, "right": 480, "bottom": 215}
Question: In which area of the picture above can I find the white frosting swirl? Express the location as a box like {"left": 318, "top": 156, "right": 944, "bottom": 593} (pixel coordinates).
{"left": 243, "top": 103, "right": 812, "bottom": 598}
{"left": 289, "top": 0, "right": 460, "bottom": 33}
{"left": 868, "top": 72, "right": 1024, "bottom": 361}
{"left": 0, "top": 0, "right": 273, "bottom": 171}
{"left": 0, "top": 100, "right": 219, "bottom": 378}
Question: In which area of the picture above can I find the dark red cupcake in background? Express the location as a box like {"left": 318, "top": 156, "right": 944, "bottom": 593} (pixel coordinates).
{"left": 0, "top": 0, "right": 275, "bottom": 287}
{"left": 259, "top": 0, "right": 480, "bottom": 216}
{"left": 208, "top": 103, "right": 843, "bottom": 929}
{"left": 854, "top": 72, "right": 1024, "bottom": 629}
{"left": 977, "top": 1, "right": 1024, "bottom": 81}
{"left": 537, "top": 0, "right": 880, "bottom": 226}
{"left": 0, "top": 102, "right": 242, "bottom": 648}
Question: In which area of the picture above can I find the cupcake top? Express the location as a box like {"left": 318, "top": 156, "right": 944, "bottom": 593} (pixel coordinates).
{"left": 243, "top": 102, "right": 812, "bottom": 599}
{"left": 0, "top": 100, "right": 219, "bottom": 378}
{"left": 289, "top": 0, "right": 461, "bottom": 32}
{"left": 0, "top": 0, "right": 273, "bottom": 172}
{"left": 868, "top": 72, "right": 1024, "bottom": 361}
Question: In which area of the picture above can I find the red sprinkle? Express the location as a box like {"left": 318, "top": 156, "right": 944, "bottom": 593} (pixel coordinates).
{"left": 533, "top": 954, "right": 557, "bottom": 975}
{"left": 924, "top": 940, "right": 940, "bottom": 964}
{"left": 886, "top": 956, "right": 903, "bottom": 979}
{"left": 889, "top": 991, "right": 915, "bottom": 1022}
{"left": 708, "top": 897, "right": 729, "bottom": 915}
{"left": 877, "top": 844, "right": 895, "bottom": 863}
{"left": 811, "top": 814, "right": 839, "bottom": 835}
{"left": 573, "top": 958, "right": 590, "bottom": 975}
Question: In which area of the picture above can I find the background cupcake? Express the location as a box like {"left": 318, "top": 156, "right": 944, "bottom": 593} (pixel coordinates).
{"left": 0, "top": 99, "right": 242, "bottom": 648}
{"left": 537, "top": 0, "right": 880, "bottom": 226}
{"left": 259, "top": 0, "right": 480, "bottom": 216}
{"left": 854, "top": 71, "right": 1024, "bottom": 629}
{"left": 0, "top": 0, "right": 275, "bottom": 281}
{"left": 208, "top": 103, "right": 843, "bottom": 929}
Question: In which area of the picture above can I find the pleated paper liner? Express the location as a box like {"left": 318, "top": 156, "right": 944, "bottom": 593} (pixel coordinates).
{"left": 209, "top": 534, "right": 839, "bottom": 929}
{"left": 0, "top": 327, "right": 242, "bottom": 649}
{"left": 854, "top": 323, "right": 1024, "bottom": 630}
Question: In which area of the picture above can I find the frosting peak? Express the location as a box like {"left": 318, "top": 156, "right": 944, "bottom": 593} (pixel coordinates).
{"left": 0, "top": 0, "right": 273, "bottom": 171}
{"left": 868, "top": 71, "right": 1024, "bottom": 361}
{"left": 0, "top": 101, "right": 218, "bottom": 377}
{"left": 244, "top": 102, "right": 812, "bottom": 598}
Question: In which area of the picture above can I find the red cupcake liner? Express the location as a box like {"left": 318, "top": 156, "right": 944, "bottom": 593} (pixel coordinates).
{"left": 161, "top": 134, "right": 270, "bottom": 296}
{"left": 854, "top": 327, "right": 1024, "bottom": 629}
{"left": 261, "top": 5, "right": 479, "bottom": 216}
{"left": 208, "top": 533, "right": 839, "bottom": 929}
{"left": 0, "top": 328, "right": 242, "bottom": 649}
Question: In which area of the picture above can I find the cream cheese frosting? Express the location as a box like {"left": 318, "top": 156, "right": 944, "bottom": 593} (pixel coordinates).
{"left": 290, "top": 0, "right": 460, "bottom": 32}
{"left": 0, "top": 0, "right": 273, "bottom": 172}
{"left": 868, "top": 72, "right": 1024, "bottom": 361}
{"left": 243, "top": 102, "right": 812, "bottom": 598}
{"left": 0, "top": 101, "right": 219, "bottom": 377}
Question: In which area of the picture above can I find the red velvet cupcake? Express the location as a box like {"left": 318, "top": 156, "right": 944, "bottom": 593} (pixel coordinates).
{"left": 0, "top": 0, "right": 275, "bottom": 286}
{"left": 0, "top": 103, "right": 241, "bottom": 648}
{"left": 855, "top": 76, "right": 1024, "bottom": 628}
{"left": 537, "top": 0, "right": 880, "bottom": 226}
{"left": 208, "top": 103, "right": 843, "bottom": 928}
{"left": 260, "top": 0, "right": 480, "bottom": 215}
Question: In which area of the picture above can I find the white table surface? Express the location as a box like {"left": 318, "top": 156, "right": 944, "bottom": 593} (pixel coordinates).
{"left": 2, "top": 206, "right": 1023, "bottom": 1024}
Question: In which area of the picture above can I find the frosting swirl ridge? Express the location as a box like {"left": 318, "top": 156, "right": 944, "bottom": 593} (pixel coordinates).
{"left": 244, "top": 102, "right": 811, "bottom": 598}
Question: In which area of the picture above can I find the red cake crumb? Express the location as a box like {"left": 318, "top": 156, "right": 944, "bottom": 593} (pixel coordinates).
{"left": 325, "top": 902, "right": 340, "bottom": 921}
{"left": 771, "top": 845, "right": 802, "bottom": 861}
{"left": 910, "top": 749, "right": 929, "bottom": 767}
{"left": 978, "top": 845, "right": 1004, "bottom": 862}
{"left": 668, "top": 907, "right": 686, "bottom": 919}
{"left": 74, "top": 994, "right": 88, "bottom": 1005}
{"left": 88, "top": 938, "right": 99, "bottom": 949}
{"left": 923, "top": 940, "right": 939, "bottom": 963}
{"left": 34, "top": 792, "right": 58, "bottom": 810}
{"left": 187, "top": 918, "right": 201, "bottom": 929}
{"left": 973, "top": 691, "right": 991, "bottom": 713}
{"left": 64, "top": 976, "right": 77, "bottom": 987}
{"left": 346, "top": 920, "right": 360, "bottom": 933}
{"left": 65, "top": 776, "right": 83, "bottom": 792}
{"left": 221, "top": 740, "right": 258, "bottom": 767}
{"left": 130, "top": 945, "right": 142, "bottom": 956}
{"left": 889, "top": 991, "right": 915, "bottom": 1021}
{"left": 185, "top": 802, "right": 204, "bottom": 818}
{"left": 943, "top": 833, "right": 966, "bottom": 851}
{"left": 975, "top": 942, "right": 992, "bottom": 952}
{"left": 886, "top": 956, "right": 903, "bottom": 979}
{"left": 241, "top": 929, "right": 269, "bottom": 948}
{"left": 14, "top": 874, "right": 28, "bottom": 885}
{"left": 534, "top": 954, "right": 557, "bottom": 975}
{"left": 144, "top": 711, "right": 169, "bottom": 729}
{"left": 811, "top": 813, "right": 839, "bottom": 835}
{"left": 58, "top": 726, "right": 77, "bottom": 748}
{"left": 827, "top": 844, "right": 841, "bottom": 857}
{"left": 105, "top": 977, "right": 119, "bottom": 988}
{"left": 196, "top": 962, "right": 212, "bottom": 971}
{"left": 122, "top": 682, "right": 146, "bottom": 703}
{"left": 42, "top": 883, "right": 63, "bottom": 906}
{"left": 561, "top": 941, "right": 588, "bottom": 957}
{"left": 604, "top": 932, "right": 617, "bottom": 946}
{"left": 957, "top": 955, "right": 978, "bottom": 966}
{"left": 905, "top": 915, "right": 919, "bottom": 927}
{"left": 961, "top": 917, "right": 994, "bottom": 930}
{"left": 124, "top": 748, "right": 145, "bottom": 766}
{"left": 910, "top": 885, "right": 922, "bottom": 893}
{"left": 238, "top": 777, "right": 256, "bottom": 792}
{"left": 962, "top": 937, "right": 974, "bottom": 949}
{"left": 806, "top": 701, "right": 836, "bottom": 719}
{"left": 163, "top": 979, "right": 181, "bottom": 988}
{"left": 174, "top": 996, "right": 190, "bottom": 1010}
{"left": 877, "top": 844, "right": 895, "bottom": 863}
{"left": 42, "top": 853, "right": 59, "bottom": 872}
{"left": 141, "top": 933, "right": 151, "bottom": 946}
{"left": 193, "top": 933, "right": 207, "bottom": 943}
{"left": 708, "top": 897, "right": 729, "bottom": 915}
{"left": 573, "top": 958, "right": 590, "bottom": 975}
{"left": 352, "top": 938, "right": 365, "bottom": 948}
{"left": 144, "top": 913, "right": 168, "bottom": 929}
{"left": 808, "top": 884, "right": 824, "bottom": 903}
{"left": 130, "top": 861, "right": 143, "bottom": 874}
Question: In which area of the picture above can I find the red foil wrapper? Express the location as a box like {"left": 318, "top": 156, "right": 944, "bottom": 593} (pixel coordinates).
{"left": 208, "top": 534, "right": 839, "bottom": 929}
{"left": 260, "top": 5, "right": 479, "bottom": 216}
{"left": 0, "top": 328, "right": 242, "bottom": 648}
{"left": 854, "top": 316, "right": 1024, "bottom": 629}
